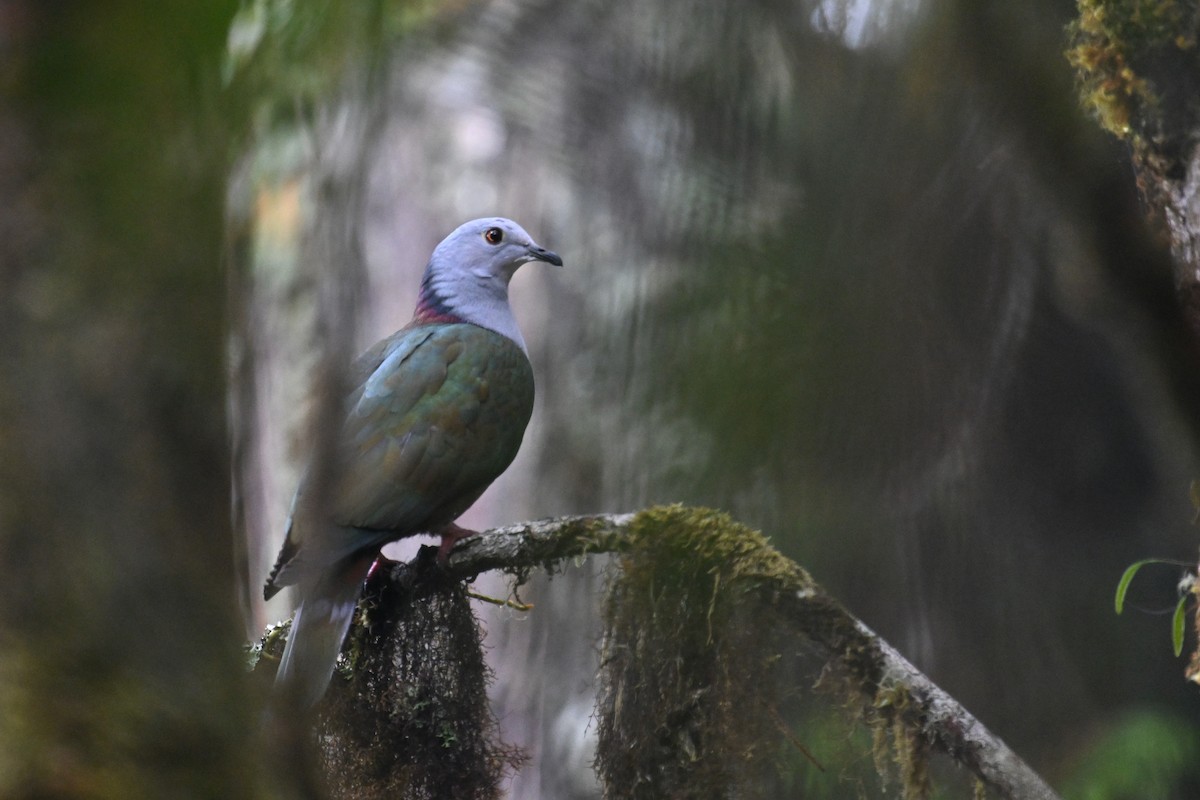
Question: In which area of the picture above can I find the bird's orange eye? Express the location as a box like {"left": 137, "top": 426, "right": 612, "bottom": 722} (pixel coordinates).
{"left": 484, "top": 227, "right": 503, "bottom": 245}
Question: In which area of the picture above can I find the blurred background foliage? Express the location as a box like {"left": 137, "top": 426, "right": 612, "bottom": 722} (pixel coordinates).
{"left": 4, "top": 0, "right": 1200, "bottom": 797}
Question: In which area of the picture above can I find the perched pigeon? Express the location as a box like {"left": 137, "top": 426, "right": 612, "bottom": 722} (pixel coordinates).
{"left": 265, "top": 217, "right": 562, "bottom": 708}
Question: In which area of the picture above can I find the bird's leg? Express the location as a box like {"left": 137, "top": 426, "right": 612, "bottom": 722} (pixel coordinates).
{"left": 435, "top": 522, "right": 479, "bottom": 564}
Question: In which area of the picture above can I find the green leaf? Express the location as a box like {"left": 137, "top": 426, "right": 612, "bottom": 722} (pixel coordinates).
{"left": 1114, "top": 558, "right": 1193, "bottom": 614}
{"left": 1172, "top": 596, "right": 1189, "bottom": 657}
{"left": 1115, "top": 559, "right": 1159, "bottom": 614}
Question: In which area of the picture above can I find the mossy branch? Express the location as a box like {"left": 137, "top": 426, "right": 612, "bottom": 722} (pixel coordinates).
{"left": 378, "top": 504, "right": 1061, "bottom": 800}
{"left": 261, "top": 506, "right": 1057, "bottom": 797}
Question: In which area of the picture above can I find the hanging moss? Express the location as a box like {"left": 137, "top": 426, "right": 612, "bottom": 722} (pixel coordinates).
{"left": 870, "top": 684, "right": 933, "bottom": 800}
{"left": 594, "top": 505, "right": 947, "bottom": 799}
{"left": 594, "top": 505, "right": 810, "bottom": 799}
{"left": 249, "top": 574, "right": 518, "bottom": 800}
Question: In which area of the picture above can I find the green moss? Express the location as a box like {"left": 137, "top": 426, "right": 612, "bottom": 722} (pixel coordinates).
{"left": 1066, "top": 0, "right": 1200, "bottom": 145}
{"left": 596, "top": 505, "right": 818, "bottom": 798}
{"left": 623, "top": 504, "right": 812, "bottom": 591}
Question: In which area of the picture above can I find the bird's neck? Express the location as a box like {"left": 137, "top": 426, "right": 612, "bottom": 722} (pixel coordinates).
{"left": 411, "top": 267, "right": 528, "bottom": 352}
{"left": 412, "top": 283, "right": 467, "bottom": 326}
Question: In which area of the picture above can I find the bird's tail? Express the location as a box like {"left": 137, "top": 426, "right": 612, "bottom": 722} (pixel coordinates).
{"left": 274, "top": 553, "right": 375, "bottom": 709}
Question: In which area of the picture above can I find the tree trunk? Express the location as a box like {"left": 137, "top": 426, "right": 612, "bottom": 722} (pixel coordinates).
{"left": 0, "top": 3, "right": 263, "bottom": 797}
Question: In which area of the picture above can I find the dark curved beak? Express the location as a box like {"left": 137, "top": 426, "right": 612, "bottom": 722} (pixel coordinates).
{"left": 528, "top": 245, "right": 563, "bottom": 267}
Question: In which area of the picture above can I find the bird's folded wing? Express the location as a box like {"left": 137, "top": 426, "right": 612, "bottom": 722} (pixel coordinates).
{"left": 334, "top": 323, "right": 532, "bottom": 531}
{"left": 265, "top": 323, "right": 533, "bottom": 592}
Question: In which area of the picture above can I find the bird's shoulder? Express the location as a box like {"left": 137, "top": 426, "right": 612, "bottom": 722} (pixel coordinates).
{"left": 352, "top": 322, "right": 530, "bottom": 407}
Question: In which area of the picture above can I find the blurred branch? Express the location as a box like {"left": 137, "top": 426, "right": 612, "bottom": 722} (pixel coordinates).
{"left": 357, "top": 506, "right": 1061, "bottom": 800}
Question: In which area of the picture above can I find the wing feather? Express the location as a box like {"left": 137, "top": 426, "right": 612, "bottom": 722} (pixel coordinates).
{"left": 265, "top": 322, "right": 533, "bottom": 594}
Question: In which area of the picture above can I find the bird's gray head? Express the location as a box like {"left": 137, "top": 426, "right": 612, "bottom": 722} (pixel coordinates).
{"left": 415, "top": 217, "right": 562, "bottom": 350}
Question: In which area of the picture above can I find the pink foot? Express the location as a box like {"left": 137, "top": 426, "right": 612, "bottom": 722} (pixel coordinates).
{"left": 436, "top": 522, "right": 479, "bottom": 564}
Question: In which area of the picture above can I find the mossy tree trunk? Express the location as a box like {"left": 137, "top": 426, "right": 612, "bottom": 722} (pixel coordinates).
{"left": 1066, "top": 0, "right": 1200, "bottom": 683}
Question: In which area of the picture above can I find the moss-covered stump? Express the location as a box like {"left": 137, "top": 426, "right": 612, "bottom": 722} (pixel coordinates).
{"left": 594, "top": 506, "right": 813, "bottom": 799}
